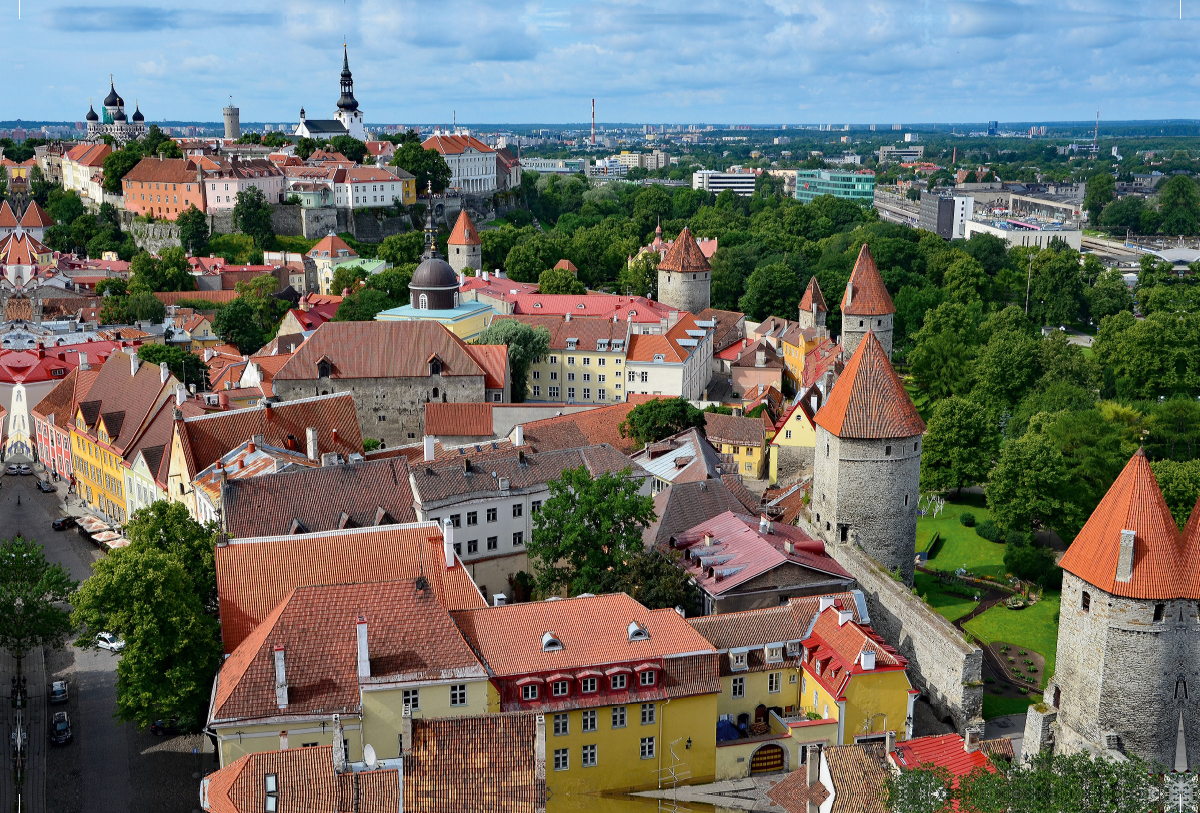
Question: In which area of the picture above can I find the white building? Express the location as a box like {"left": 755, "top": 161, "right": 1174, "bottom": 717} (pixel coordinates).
{"left": 334, "top": 166, "right": 408, "bottom": 208}
{"left": 623, "top": 312, "right": 714, "bottom": 400}
{"left": 692, "top": 170, "right": 756, "bottom": 197}
{"left": 963, "top": 220, "right": 1083, "bottom": 250}
{"left": 422, "top": 134, "right": 497, "bottom": 194}
{"left": 293, "top": 46, "right": 365, "bottom": 142}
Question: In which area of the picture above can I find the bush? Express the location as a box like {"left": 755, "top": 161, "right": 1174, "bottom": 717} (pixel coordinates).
{"left": 1005, "top": 529, "right": 1029, "bottom": 547}
{"left": 1003, "top": 534, "right": 1063, "bottom": 589}
{"left": 959, "top": 512, "right": 976, "bottom": 527}
{"left": 976, "top": 519, "right": 1002, "bottom": 542}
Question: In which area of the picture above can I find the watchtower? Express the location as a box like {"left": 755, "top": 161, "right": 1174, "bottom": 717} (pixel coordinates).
{"left": 840, "top": 244, "right": 894, "bottom": 359}
{"left": 656, "top": 226, "right": 711, "bottom": 314}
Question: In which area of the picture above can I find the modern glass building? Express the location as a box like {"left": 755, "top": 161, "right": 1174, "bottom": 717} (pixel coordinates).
{"left": 794, "top": 169, "right": 876, "bottom": 205}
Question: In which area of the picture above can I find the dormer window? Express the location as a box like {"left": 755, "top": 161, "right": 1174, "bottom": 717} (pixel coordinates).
{"left": 639, "top": 670, "right": 656, "bottom": 687}
{"left": 522, "top": 684, "right": 538, "bottom": 700}
{"left": 765, "top": 646, "right": 783, "bottom": 663}
{"left": 730, "top": 650, "right": 748, "bottom": 671}
{"left": 317, "top": 360, "right": 331, "bottom": 378}
{"left": 541, "top": 631, "right": 563, "bottom": 652}
{"left": 786, "top": 641, "right": 801, "bottom": 657}
{"left": 429, "top": 358, "right": 442, "bottom": 376}
{"left": 552, "top": 680, "right": 569, "bottom": 696}
{"left": 611, "top": 674, "right": 627, "bottom": 690}
{"left": 627, "top": 621, "right": 649, "bottom": 642}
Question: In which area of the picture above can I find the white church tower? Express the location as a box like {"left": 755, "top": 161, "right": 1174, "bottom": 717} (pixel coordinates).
{"left": 333, "top": 45, "right": 366, "bottom": 141}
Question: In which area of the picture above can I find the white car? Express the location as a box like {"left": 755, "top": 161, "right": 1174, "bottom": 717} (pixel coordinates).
{"left": 95, "top": 632, "right": 125, "bottom": 652}
{"left": 5, "top": 465, "right": 17, "bottom": 476}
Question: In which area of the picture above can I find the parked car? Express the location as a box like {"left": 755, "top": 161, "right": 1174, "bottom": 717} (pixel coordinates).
{"left": 49, "top": 681, "right": 68, "bottom": 704}
{"left": 51, "top": 517, "right": 76, "bottom": 531}
{"left": 50, "top": 711, "right": 72, "bottom": 745}
{"left": 95, "top": 632, "right": 125, "bottom": 652}
{"left": 18, "top": 464, "right": 32, "bottom": 475}
{"left": 5, "top": 464, "right": 17, "bottom": 475}
{"left": 36, "top": 480, "right": 56, "bottom": 493}
{"left": 150, "top": 717, "right": 182, "bottom": 736}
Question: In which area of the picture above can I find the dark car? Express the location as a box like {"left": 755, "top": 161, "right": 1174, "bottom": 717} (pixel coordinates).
{"left": 50, "top": 711, "right": 72, "bottom": 745}
{"left": 49, "top": 681, "right": 69, "bottom": 704}
{"left": 51, "top": 517, "right": 76, "bottom": 531}
{"left": 150, "top": 717, "right": 182, "bottom": 736}
{"left": 36, "top": 480, "right": 56, "bottom": 493}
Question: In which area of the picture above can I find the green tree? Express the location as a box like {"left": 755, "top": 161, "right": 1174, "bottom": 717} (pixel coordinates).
{"left": 920, "top": 398, "right": 1000, "bottom": 494}
{"left": 261, "top": 132, "right": 291, "bottom": 149}
{"left": 233, "top": 186, "right": 275, "bottom": 248}
{"left": 177, "top": 204, "right": 209, "bottom": 255}
{"left": 1083, "top": 172, "right": 1115, "bottom": 224}
{"left": 332, "top": 288, "right": 394, "bottom": 322}
{"left": 909, "top": 331, "right": 974, "bottom": 401}
{"left": 1157, "top": 174, "right": 1200, "bottom": 234}
{"left": 475, "top": 319, "right": 551, "bottom": 403}
{"left": 527, "top": 466, "right": 657, "bottom": 598}
{"left": 213, "top": 297, "right": 267, "bottom": 354}
{"left": 1098, "top": 196, "right": 1145, "bottom": 234}
{"left": 1149, "top": 459, "right": 1200, "bottom": 530}
{"left": 128, "top": 247, "right": 196, "bottom": 293}
{"left": 986, "top": 429, "right": 1080, "bottom": 536}
{"left": 971, "top": 330, "right": 1043, "bottom": 408}
{"left": 377, "top": 231, "right": 426, "bottom": 267}
{"left": 615, "top": 253, "right": 658, "bottom": 298}
{"left": 537, "top": 267, "right": 586, "bottom": 295}
{"left": 709, "top": 244, "right": 756, "bottom": 311}
{"left": 618, "top": 397, "right": 706, "bottom": 448}
{"left": 47, "top": 189, "right": 85, "bottom": 226}
{"left": 390, "top": 135, "right": 452, "bottom": 193}
{"left": 363, "top": 264, "right": 415, "bottom": 302}
{"left": 330, "top": 264, "right": 370, "bottom": 297}
{"left": 327, "top": 135, "right": 367, "bottom": 165}
{"left": 1087, "top": 267, "right": 1133, "bottom": 320}
{"left": 135, "top": 343, "right": 208, "bottom": 390}
{"left": 95, "top": 277, "right": 128, "bottom": 297}
{"left": 739, "top": 262, "right": 801, "bottom": 321}
{"left": 126, "top": 291, "right": 167, "bottom": 323}
{"left": 942, "top": 253, "right": 990, "bottom": 304}
{"left": 0, "top": 536, "right": 78, "bottom": 667}
{"left": 71, "top": 502, "right": 222, "bottom": 730}
{"left": 595, "top": 549, "right": 702, "bottom": 612}
{"left": 885, "top": 762, "right": 954, "bottom": 813}
{"left": 102, "top": 148, "right": 143, "bottom": 194}
{"left": 295, "top": 137, "right": 320, "bottom": 160}
{"left": 1028, "top": 246, "right": 1084, "bottom": 326}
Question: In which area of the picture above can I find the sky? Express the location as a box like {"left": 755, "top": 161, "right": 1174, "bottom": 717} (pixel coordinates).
{"left": 4, "top": 0, "right": 1200, "bottom": 126}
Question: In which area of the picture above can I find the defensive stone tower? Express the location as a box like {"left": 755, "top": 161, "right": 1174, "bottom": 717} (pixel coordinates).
{"left": 446, "top": 210, "right": 482, "bottom": 274}
{"left": 656, "top": 226, "right": 711, "bottom": 314}
{"left": 812, "top": 330, "right": 925, "bottom": 584}
{"left": 797, "top": 276, "right": 828, "bottom": 334}
{"left": 1026, "top": 449, "right": 1199, "bottom": 770}
{"left": 840, "top": 244, "right": 894, "bottom": 359}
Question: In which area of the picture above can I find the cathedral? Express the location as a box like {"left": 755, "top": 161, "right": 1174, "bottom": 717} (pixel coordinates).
{"left": 294, "top": 46, "right": 366, "bottom": 142}
{"left": 85, "top": 78, "right": 147, "bottom": 144}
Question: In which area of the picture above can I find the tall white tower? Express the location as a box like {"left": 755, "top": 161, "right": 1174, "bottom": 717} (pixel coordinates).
{"left": 333, "top": 45, "right": 366, "bottom": 141}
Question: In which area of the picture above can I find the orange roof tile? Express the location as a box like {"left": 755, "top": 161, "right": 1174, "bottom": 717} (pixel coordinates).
{"left": 425, "top": 402, "right": 492, "bottom": 437}
{"left": 308, "top": 234, "right": 357, "bottom": 259}
{"left": 800, "top": 275, "right": 827, "bottom": 314}
{"left": 447, "top": 210, "right": 481, "bottom": 246}
{"left": 840, "top": 244, "right": 894, "bottom": 316}
{"left": 519, "top": 401, "right": 640, "bottom": 455}
{"left": 421, "top": 134, "right": 495, "bottom": 156}
{"left": 464, "top": 343, "right": 507, "bottom": 390}
{"left": 215, "top": 524, "right": 486, "bottom": 654}
{"left": 1060, "top": 449, "right": 1189, "bottom": 600}
{"left": 553, "top": 259, "right": 577, "bottom": 272}
{"left": 0, "top": 200, "right": 17, "bottom": 228}
{"left": 814, "top": 332, "right": 924, "bottom": 439}
{"left": 19, "top": 201, "right": 53, "bottom": 229}
{"left": 275, "top": 321, "right": 485, "bottom": 381}
{"left": 155, "top": 290, "right": 239, "bottom": 305}
{"left": 657, "top": 226, "right": 712, "bottom": 274}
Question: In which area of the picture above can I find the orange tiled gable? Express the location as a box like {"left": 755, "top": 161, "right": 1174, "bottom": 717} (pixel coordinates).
{"left": 841, "top": 244, "right": 894, "bottom": 316}
{"left": 657, "top": 226, "right": 712, "bottom": 274}
{"left": 1060, "top": 449, "right": 1191, "bottom": 600}
{"left": 802, "top": 606, "right": 906, "bottom": 700}
{"left": 447, "top": 210, "right": 481, "bottom": 246}
{"left": 800, "top": 275, "right": 827, "bottom": 313}
{"left": 0, "top": 200, "right": 17, "bottom": 228}
{"left": 815, "top": 332, "right": 924, "bottom": 439}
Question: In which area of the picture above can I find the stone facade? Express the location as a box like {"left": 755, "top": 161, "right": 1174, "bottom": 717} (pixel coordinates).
{"left": 129, "top": 220, "right": 182, "bottom": 254}
{"left": 270, "top": 372, "right": 486, "bottom": 448}
{"left": 657, "top": 267, "right": 711, "bottom": 314}
{"left": 772, "top": 444, "right": 813, "bottom": 485}
{"left": 1036, "top": 572, "right": 1200, "bottom": 768}
{"left": 841, "top": 312, "right": 894, "bottom": 359}
{"left": 812, "top": 426, "right": 921, "bottom": 584}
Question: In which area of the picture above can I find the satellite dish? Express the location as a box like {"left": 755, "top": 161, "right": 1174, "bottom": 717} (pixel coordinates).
{"left": 363, "top": 743, "right": 378, "bottom": 770}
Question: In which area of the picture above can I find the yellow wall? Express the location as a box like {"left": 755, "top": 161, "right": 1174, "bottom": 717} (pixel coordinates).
{"left": 769, "top": 407, "right": 816, "bottom": 484}
{"left": 526, "top": 349, "right": 627, "bottom": 404}
{"left": 360, "top": 679, "right": 490, "bottom": 760}
{"left": 715, "top": 713, "right": 841, "bottom": 780}
{"left": 842, "top": 669, "right": 913, "bottom": 744}
{"left": 71, "top": 415, "right": 128, "bottom": 523}
{"left": 375, "top": 310, "right": 492, "bottom": 342}
{"left": 717, "top": 441, "right": 766, "bottom": 480}
{"left": 798, "top": 670, "right": 841, "bottom": 728}
{"left": 217, "top": 717, "right": 363, "bottom": 766}
{"left": 545, "top": 693, "right": 717, "bottom": 800}
{"left": 716, "top": 667, "right": 803, "bottom": 720}
{"left": 166, "top": 425, "right": 200, "bottom": 519}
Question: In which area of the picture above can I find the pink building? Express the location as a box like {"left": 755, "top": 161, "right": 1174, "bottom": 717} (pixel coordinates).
{"left": 198, "top": 156, "right": 286, "bottom": 213}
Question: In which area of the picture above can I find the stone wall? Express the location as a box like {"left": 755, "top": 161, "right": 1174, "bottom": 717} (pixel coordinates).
{"left": 271, "top": 204, "right": 304, "bottom": 236}
{"left": 349, "top": 211, "right": 412, "bottom": 243}
{"left": 773, "top": 444, "right": 812, "bottom": 485}
{"left": 302, "top": 208, "right": 339, "bottom": 240}
{"left": 815, "top": 536, "right": 984, "bottom": 732}
{"left": 841, "top": 313, "right": 894, "bottom": 359}
{"left": 129, "top": 220, "right": 182, "bottom": 254}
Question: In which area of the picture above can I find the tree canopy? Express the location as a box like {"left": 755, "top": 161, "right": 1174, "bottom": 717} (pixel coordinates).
{"left": 0, "top": 536, "right": 77, "bottom": 663}
{"left": 618, "top": 397, "right": 706, "bottom": 448}
{"left": 475, "top": 319, "right": 551, "bottom": 402}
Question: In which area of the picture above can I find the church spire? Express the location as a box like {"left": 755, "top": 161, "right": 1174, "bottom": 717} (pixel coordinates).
{"left": 336, "top": 44, "right": 359, "bottom": 112}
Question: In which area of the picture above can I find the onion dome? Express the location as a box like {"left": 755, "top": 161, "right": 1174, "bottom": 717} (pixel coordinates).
{"left": 85, "top": 103, "right": 99, "bottom": 122}
{"left": 131, "top": 102, "right": 144, "bottom": 123}
{"left": 103, "top": 81, "right": 120, "bottom": 107}
{"left": 411, "top": 257, "right": 458, "bottom": 290}
{"left": 114, "top": 109, "right": 127, "bottom": 122}
{"left": 408, "top": 207, "right": 458, "bottom": 310}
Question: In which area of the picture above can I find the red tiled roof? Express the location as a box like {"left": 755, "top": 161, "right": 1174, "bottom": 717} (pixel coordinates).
{"left": 19, "top": 201, "right": 54, "bottom": 228}
{"left": 451, "top": 593, "right": 716, "bottom": 676}
{"left": 814, "top": 332, "right": 924, "bottom": 439}
{"left": 1060, "top": 449, "right": 1190, "bottom": 600}
{"left": 215, "top": 524, "right": 487, "bottom": 654}
{"left": 64, "top": 143, "right": 111, "bottom": 168}
{"left": 553, "top": 259, "right": 577, "bottom": 272}
{"left": 0, "top": 200, "right": 17, "bottom": 228}
{"left": 803, "top": 606, "right": 907, "bottom": 701}
{"left": 657, "top": 227, "right": 711, "bottom": 274}
{"left": 124, "top": 157, "right": 202, "bottom": 184}
{"left": 274, "top": 321, "right": 485, "bottom": 381}
{"left": 422, "top": 134, "right": 495, "bottom": 156}
{"left": 308, "top": 234, "right": 357, "bottom": 259}
{"left": 425, "top": 402, "right": 492, "bottom": 436}
{"left": 626, "top": 312, "right": 711, "bottom": 363}
{"left": 74, "top": 350, "right": 174, "bottom": 456}
{"left": 464, "top": 344, "right": 507, "bottom": 390}
{"left": 155, "top": 290, "right": 239, "bottom": 305}
{"left": 802, "top": 338, "right": 842, "bottom": 389}
{"left": 508, "top": 293, "right": 671, "bottom": 323}
{"left": 800, "top": 276, "right": 827, "bottom": 314}
{"left": 891, "top": 733, "right": 994, "bottom": 779}
{"left": 518, "top": 401, "right": 639, "bottom": 455}
{"left": 447, "top": 210, "right": 481, "bottom": 246}
{"left": 497, "top": 314, "right": 627, "bottom": 353}
{"left": 841, "top": 244, "right": 894, "bottom": 316}
{"left": 687, "top": 592, "right": 863, "bottom": 652}
{"left": 824, "top": 743, "right": 890, "bottom": 813}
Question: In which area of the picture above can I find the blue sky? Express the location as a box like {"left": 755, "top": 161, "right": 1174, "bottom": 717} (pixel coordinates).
{"left": 4, "top": 0, "right": 1200, "bottom": 125}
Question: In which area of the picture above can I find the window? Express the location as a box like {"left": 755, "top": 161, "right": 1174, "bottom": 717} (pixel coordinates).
{"left": 745, "top": 462, "right": 753, "bottom": 472}
{"left": 769, "top": 672, "right": 781, "bottom": 693}
{"left": 552, "top": 680, "right": 569, "bottom": 697}
{"left": 467, "top": 511, "right": 478, "bottom": 526}
{"left": 402, "top": 689, "right": 420, "bottom": 710}
{"left": 487, "top": 536, "right": 498, "bottom": 551}
{"left": 449, "top": 514, "right": 461, "bottom": 528}
{"left": 553, "top": 748, "right": 569, "bottom": 771}
{"left": 628, "top": 370, "right": 636, "bottom": 382}
{"left": 553, "top": 713, "right": 569, "bottom": 735}
{"left": 581, "top": 677, "right": 597, "bottom": 693}
{"left": 550, "top": 371, "right": 559, "bottom": 381}
{"left": 568, "top": 387, "right": 576, "bottom": 399}
{"left": 732, "top": 652, "right": 747, "bottom": 669}
{"left": 582, "top": 357, "right": 590, "bottom": 366}
{"left": 640, "top": 737, "right": 655, "bottom": 759}
{"left": 467, "top": 540, "right": 478, "bottom": 554}
{"left": 532, "top": 370, "right": 541, "bottom": 380}
{"left": 513, "top": 503, "right": 523, "bottom": 518}
{"left": 611, "top": 674, "right": 627, "bottom": 690}
{"left": 582, "top": 709, "right": 597, "bottom": 732}
{"left": 549, "top": 355, "right": 557, "bottom": 364}
{"left": 598, "top": 389, "right": 606, "bottom": 400}
{"left": 549, "top": 386, "right": 559, "bottom": 398}
{"left": 1081, "top": 591, "right": 1091, "bottom": 612}
{"left": 522, "top": 684, "right": 539, "bottom": 701}
{"left": 885, "top": 445, "right": 892, "bottom": 456}
{"left": 612, "top": 707, "right": 627, "bottom": 728}
{"left": 582, "top": 373, "right": 591, "bottom": 383}
{"left": 640, "top": 371, "right": 649, "bottom": 383}
{"left": 513, "top": 532, "right": 524, "bottom": 546}
{"left": 532, "top": 385, "right": 541, "bottom": 398}
{"left": 598, "top": 357, "right": 606, "bottom": 366}
{"left": 582, "top": 744, "right": 597, "bottom": 767}
{"left": 453, "top": 542, "right": 462, "bottom": 555}
{"left": 487, "top": 508, "right": 497, "bottom": 522}
{"left": 785, "top": 430, "right": 792, "bottom": 439}
{"left": 531, "top": 500, "right": 542, "bottom": 514}
{"left": 567, "top": 357, "right": 575, "bottom": 366}
{"left": 450, "top": 684, "right": 467, "bottom": 706}
{"left": 731, "top": 677, "right": 745, "bottom": 698}
{"left": 1154, "top": 603, "right": 1165, "bottom": 622}
{"left": 640, "top": 670, "right": 656, "bottom": 686}
{"left": 641, "top": 703, "right": 655, "bottom": 725}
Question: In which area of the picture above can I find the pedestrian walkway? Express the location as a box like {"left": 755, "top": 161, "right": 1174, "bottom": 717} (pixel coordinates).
{"left": 0, "top": 648, "right": 47, "bottom": 813}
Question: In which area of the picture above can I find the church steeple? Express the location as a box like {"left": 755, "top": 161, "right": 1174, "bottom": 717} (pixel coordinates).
{"left": 336, "top": 44, "right": 359, "bottom": 112}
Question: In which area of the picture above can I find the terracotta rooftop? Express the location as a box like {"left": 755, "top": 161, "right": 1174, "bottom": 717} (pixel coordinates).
{"left": 75, "top": 350, "right": 174, "bottom": 457}
{"left": 891, "top": 733, "right": 996, "bottom": 780}
{"left": 421, "top": 134, "right": 495, "bottom": 156}
{"left": 802, "top": 606, "right": 907, "bottom": 701}
{"left": 841, "top": 244, "right": 894, "bottom": 316}
{"left": 215, "top": 523, "right": 487, "bottom": 654}
{"left": 1060, "top": 449, "right": 1192, "bottom": 600}
{"left": 657, "top": 226, "right": 712, "bottom": 274}
{"left": 464, "top": 344, "right": 507, "bottom": 390}
{"left": 814, "top": 331, "right": 925, "bottom": 439}
{"left": 274, "top": 321, "right": 487, "bottom": 381}
{"left": 498, "top": 314, "right": 628, "bottom": 353}
{"left": 19, "top": 201, "right": 54, "bottom": 228}
{"left": 518, "top": 401, "right": 640, "bottom": 455}
{"left": 645, "top": 478, "right": 748, "bottom": 547}
{"left": 425, "top": 402, "right": 493, "bottom": 437}
{"left": 447, "top": 210, "right": 481, "bottom": 246}
{"left": 155, "top": 290, "right": 239, "bottom": 305}
{"left": 30, "top": 365, "right": 101, "bottom": 428}
{"left": 799, "top": 276, "right": 828, "bottom": 315}
{"left": 508, "top": 293, "right": 671, "bottom": 323}
{"left": 704, "top": 411, "right": 767, "bottom": 448}
{"left": 824, "top": 743, "right": 889, "bottom": 813}
{"left": 0, "top": 200, "right": 16, "bottom": 228}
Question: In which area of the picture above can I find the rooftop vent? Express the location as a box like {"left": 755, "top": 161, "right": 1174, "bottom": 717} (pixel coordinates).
{"left": 627, "top": 621, "right": 649, "bottom": 642}
{"left": 541, "top": 631, "right": 563, "bottom": 652}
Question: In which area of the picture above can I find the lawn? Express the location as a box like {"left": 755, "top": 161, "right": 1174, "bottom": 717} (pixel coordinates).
{"left": 273, "top": 234, "right": 318, "bottom": 254}
{"left": 913, "top": 572, "right": 979, "bottom": 623}
{"left": 964, "top": 591, "right": 1061, "bottom": 689}
{"left": 919, "top": 493, "right": 1009, "bottom": 580}
{"left": 983, "top": 693, "right": 1041, "bottom": 720}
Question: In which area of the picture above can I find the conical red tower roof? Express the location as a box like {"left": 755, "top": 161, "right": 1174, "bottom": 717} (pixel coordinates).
{"left": 447, "top": 210, "right": 481, "bottom": 246}
{"left": 814, "top": 331, "right": 924, "bottom": 439}
{"left": 800, "top": 276, "right": 827, "bottom": 314}
{"left": 841, "top": 244, "right": 894, "bottom": 316}
{"left": 1175, "top": 484, "right": 1200, "bottom": 599}
{"left": 0, "top": 200, "right": 17, "bottom": 229}
{"left": 1059, "top": 449, "right": 1187, "bottom": 600}
{"left": 658, "top": 227, "right": 711, "bottom": 273}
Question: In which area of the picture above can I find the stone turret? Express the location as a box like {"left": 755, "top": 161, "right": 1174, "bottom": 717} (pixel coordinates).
{"left": 446, "top": 210, "right": 482, "bottom": 274}
{"left": 797, "top": 276, "right": 828, "bottom": 334}
{"left": 656, "top": 226, "right": 711, "bottom": 314}
{"left": 840, "top": 244, "right": 894, "bottom": 359}
{"left": 812, "top": 331, "right": 925, "bottom": 584}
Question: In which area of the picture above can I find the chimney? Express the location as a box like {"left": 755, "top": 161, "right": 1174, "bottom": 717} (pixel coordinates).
{"left": 1116, "top": 529, "right": 1135, "bottom": 582}
{"left": 252, "top": 433, "right": 265, "bottom": 447}
{"left": 224, "top": 381, "right": 232, "bottom": 391}
{"left": 810, "top": 393, "right": 819, "bottom": 414}
{"left": 331, "top": 427, "right": 339, "bottom": 446}
{"left": 493, "top": 593, "right": 507, "bottom": 606}
{"left": 401, "top": 705, "right": 413, "bottom": 756}
{"left": 320, "top": 452, "right": 339, "bottom": 466}
{"left": 482, "top": 270, "right": 490, "bottom": 281}
{"left": 514, "top": 424, "right": 524, "bottom": 447}
{"left": 668, "top": 310, "right": 680, "bottom": 329}
{"left": 356, "top": 615, "right": 370, "bottom": 679}
{"left": 160, "top": 361, "right": 170, "bottom": 384}
{"left": 759, "top": 515, "right": 771, "bottom": 535}
{"left": 204, "top": 348, "right": 214, "bottom": 362}
{"left": 785, "top": 539, "right": 794, "bottom": 554}
{"left": 273, "top": 645, "right": 288, "bottom": 709}
{"left": 565, "top": 312, "right": 571, "bottom": 322}
{"left": 443, "top": 518, "right": 456, "bottom": 568}
{"left": 246, "top": 441, "right": 256, "bottom": 454}
{"left": 837, "top": 609, "right": 854, "bottom": 626}
{"left": 818, "top": 596, "right": 836, "bottom": 613}
{"left": 424, "top": 435, "right": 435, "bottom": 462}
{"left": 859, "top": 649, "right": 876, "bottom": 670}
{"left": 964, "top": 729, "right": 981, "bottom": 754}
{"left": 306, "top": 427, "right": 319, "bottom": 461}
{"left": 129, "top": 350, "right": 140, "bottom": 376}
{"left": 77, "top": 351, "right": 89, "bottom": 371}
{"left": 264, "top": 401, "right": 274, "bottom": 420}
{"left": 885, "top": 731, "right": 897, "bottom": 754}
{"left": 805, "top": 744, "right": 820, "bottom": 786}
{"left": 703, "top": 533, "right": 713, "bottom": 547}
{"left": 755, "top": 350, "right": 766, "bottom": 367}
{"left": 175, "top": 385, "right": 186, "bottom": 407}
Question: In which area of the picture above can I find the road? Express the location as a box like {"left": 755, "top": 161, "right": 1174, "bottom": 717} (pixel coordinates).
{"left": 0, "top": 472, "right": 132, "bottom": 813}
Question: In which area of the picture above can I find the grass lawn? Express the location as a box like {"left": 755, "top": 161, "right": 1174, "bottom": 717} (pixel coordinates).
{"left": 964, "top": 591, "right": 1061, "bottom": 689}
{"left": 913, "top": 572, "right": 979, "bottom": 623}
{"left": 919, "top": 494, "right": 1009, "bottom": 580}
{"left": 983, "top": 693, "right": 1041, "bottom": 720}
{"left": 274, "top": 234, "right": 318, "bottom": 254}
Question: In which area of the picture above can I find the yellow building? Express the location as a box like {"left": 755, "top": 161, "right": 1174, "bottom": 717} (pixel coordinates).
{"left": 703, "top": 411, "right": 769, "bottom": 480}
{"left": 500, "top": 315, "right": 629, "bottom": 404}
{"left": 450, "top": 593, "right": 721, "bottom": 799}
{"left": 208, "top": 579, "right": 493, "bottom": 767}
{"left": 769, "top": 399, "right": 817, "bottom": 485}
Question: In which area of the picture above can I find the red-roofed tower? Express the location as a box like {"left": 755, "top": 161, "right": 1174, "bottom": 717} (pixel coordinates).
{"left": 657, "top": 226, "right": 711, "bottom": 314}
{"left": 840, "top": 244, "right": 895, "bottom": 359}
{"left": 446, "top": 209, "right": 482, "bottom": 274}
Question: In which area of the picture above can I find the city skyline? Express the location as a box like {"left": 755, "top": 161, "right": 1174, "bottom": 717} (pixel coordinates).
{"left": 4, "top": 0, "right": 1200, "bottom": 124}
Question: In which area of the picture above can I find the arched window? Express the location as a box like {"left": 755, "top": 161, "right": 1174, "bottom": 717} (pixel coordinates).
{"left": 432, "top": 387, "right": 439, "bottom": 398}
{"left": 419, "top": 293, "right": 428, "bottom": 310}
{"left": 430, "top": 359, "right": 441, "bottom": 376}
{"left": 317, "top": 360, "right": 331, "bottom": 378}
